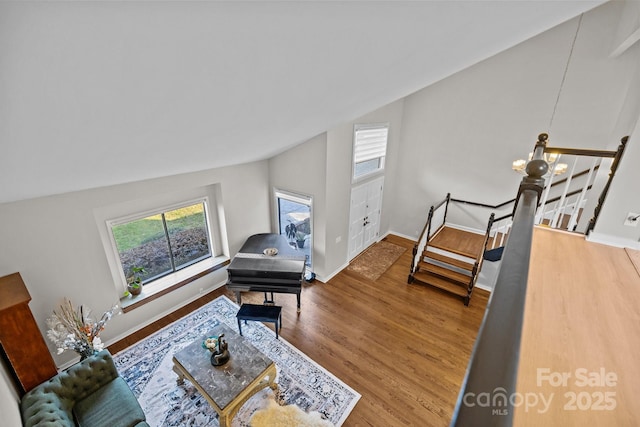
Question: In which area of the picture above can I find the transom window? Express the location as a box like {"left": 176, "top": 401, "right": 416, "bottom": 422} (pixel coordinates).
{"left": 353, "top": 123, "right": 389, "bottom": 181}
{"left": 109, "top": 201, "right": 212, "bottom": 286}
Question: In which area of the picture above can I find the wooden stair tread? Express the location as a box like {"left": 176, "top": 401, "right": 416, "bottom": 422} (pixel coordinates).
{"left": 412, "top": 271, "right": 469, "bottom": 297}
{"left": 423, "top": 251, "right": 475, "bottom": 271}
{"left": 419, "top": 262, "right": 471, "bottom": 284}
{"left": 429, "top": 226, "right": 485, "bottom": 259}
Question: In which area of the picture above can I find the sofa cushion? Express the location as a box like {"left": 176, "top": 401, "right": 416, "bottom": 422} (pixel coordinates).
{"left": 73, "top": 377, "right": 146, "bottom": 427}
{"left": 73, "top": 377, "right": 145, "bottom": 427}
{"left": 21, "top": 350, "right": 120, "bottom": 427}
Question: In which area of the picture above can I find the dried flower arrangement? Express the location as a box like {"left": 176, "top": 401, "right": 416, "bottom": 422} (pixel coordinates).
{"left": 46, "top": 298, "right": 119, "bottom": 359}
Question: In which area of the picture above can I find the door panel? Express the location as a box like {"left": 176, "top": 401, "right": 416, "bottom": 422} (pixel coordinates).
{"left": 348, "top": 176, "right": 384, "bottom": 261}
{"left": 363, "top": 179, "right": 382, "bottom": 248}
{"left": 348, "top": 184, "right": 367, "bottom": 261}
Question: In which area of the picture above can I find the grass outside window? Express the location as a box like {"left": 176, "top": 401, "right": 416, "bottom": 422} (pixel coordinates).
{"left": 111, "top": 202, "right": 212, "bottom": 286}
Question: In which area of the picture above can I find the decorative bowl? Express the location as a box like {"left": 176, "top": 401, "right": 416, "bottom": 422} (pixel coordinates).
{"left": 263, "top": 248, "right": 278, "bottom": 256}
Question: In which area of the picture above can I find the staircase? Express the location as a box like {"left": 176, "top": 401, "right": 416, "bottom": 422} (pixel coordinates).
{"left": 408, "top": 194, "right": 494, "bottom": 306}
{"left": 408, "top": 135, "right": 628, "bottom": 308}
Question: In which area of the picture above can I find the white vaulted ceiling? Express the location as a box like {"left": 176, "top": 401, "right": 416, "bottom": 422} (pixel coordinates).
{"left": 0, "top": 1, "right": 605, "bottom": 203}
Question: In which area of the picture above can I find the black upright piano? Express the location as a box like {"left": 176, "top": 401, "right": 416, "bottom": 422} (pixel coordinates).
{"left": 226, "top": 233, "right": 306, "bottom": 312}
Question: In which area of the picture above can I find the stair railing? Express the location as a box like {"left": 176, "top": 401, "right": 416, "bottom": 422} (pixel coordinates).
{"left": 451, "top": 133, "right": 549, "bottom": 426}
{"left": 583, "top": 135, "right": 628, "bottom": 234}
{"left": 452, "top": 139, "right": 619, "bottom": 240}
{"left": 534, "top": 155, "right": 600, "bottom": 230}
{"left": 451, "top": 133, "right": 629, "bottom": 426}
{"left": 566, "top": 158, "right": 598, "bottom": 231}
{"left": 536, "top": 185, "right": 593, "bottom": 229}
{"left": 468, "top": 213, "right": 495, "bottom": 293}
{"left": 488, "top": 213, "right": 513, "bottom": 249}
{"left": 409, "top": 193, "right": 450, "bottom": 282}
{"left": 451, "top": 164, "right": 599, "bottom": 214}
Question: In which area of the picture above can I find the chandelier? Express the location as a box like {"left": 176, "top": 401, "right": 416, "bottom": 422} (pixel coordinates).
{"left": 512, "top": 152, "right": 568, "bottom": 176}
{"left": 512, "top": 14, "right": 581, "bottom": 179}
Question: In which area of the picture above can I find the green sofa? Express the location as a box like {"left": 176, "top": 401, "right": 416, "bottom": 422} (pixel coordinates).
{"left": 20, "top": 350, "right": 148, "bottom": 427}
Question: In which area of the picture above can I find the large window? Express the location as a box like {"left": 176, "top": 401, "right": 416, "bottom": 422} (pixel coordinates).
{"left": 109, "top": 201, "right": 212, "bottom": 286}
{"left": 353, "top": 123, "right": 389, "bottom": 181}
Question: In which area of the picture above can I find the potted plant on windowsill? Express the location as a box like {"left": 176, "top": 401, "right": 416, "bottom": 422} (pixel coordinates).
{"left": 127, "top": 266, "right": 145, "bottom": 296}
{"left": 295, "top": 231, "right": 306, "bottom": 249}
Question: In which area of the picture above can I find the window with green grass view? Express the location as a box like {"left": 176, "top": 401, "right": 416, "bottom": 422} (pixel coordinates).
{"left": 111, "top": 202, "right": 212, "bottom": 285}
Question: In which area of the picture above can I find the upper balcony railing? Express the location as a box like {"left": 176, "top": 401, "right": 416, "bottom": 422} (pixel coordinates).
{"left": 450, "top": 133, "right": 628, "bottom": 426}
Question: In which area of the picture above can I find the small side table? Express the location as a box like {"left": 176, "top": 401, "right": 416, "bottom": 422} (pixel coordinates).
{"left": 236, "top": 304, "right": 282, "bottom": 339}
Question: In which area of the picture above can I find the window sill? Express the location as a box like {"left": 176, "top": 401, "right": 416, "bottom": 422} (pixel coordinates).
{"left": 352, "top": 169, "right": 385, "bottom": 185}
{"left": 120, "top": 256, "right": 230, "bottom": 313}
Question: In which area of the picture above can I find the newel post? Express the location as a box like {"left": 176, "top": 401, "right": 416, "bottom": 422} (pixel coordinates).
{"left": 512, "top": 133, "right": 549, "bottom": 214}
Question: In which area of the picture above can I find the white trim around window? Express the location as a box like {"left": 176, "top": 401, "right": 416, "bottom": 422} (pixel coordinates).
{"left": 352, "top": 123, "right": 389, "bottom": 183}
{"left": 93, "top": 184, "right": 230, "bottom": 312}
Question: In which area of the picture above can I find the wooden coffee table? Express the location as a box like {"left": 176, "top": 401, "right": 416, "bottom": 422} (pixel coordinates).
{"left": 172, "top": 324, "right": 278, "bottom": 427}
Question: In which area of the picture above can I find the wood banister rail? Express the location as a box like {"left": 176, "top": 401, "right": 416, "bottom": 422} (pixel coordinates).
{"left": 451, "top": 133, "right": 629, "bottom": 425}
{"left": 544, "top": 147, "right": 618, "bottom": 158}
{"left": 470, "top": 213, "right": 496, "bottom": 289}
{"left": 450, "top": 165, "right": 599, "bottom": 211}
{"left": 544, "top": 185, "right": 592, "bottom": 206}
{"left": 450, "top": 198, "right": 513, "bottom": 210}
{"left": 586, "top": 135, "right": 628, "bottom": 234}
{"left": 409, "top": 194, "right": 450, "bottom": 281}
{"left": 451, "top": 133, "right": 548, "bottom": 426}
{"left": 493, "top": 213, "right": 513, "bottom": 222}
{"left": 415, "top": 193, "right": 450, "bottom": 246}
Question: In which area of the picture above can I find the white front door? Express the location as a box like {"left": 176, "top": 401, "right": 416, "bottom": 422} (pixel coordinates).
{"left": 348, "top": 176, "right": 384, "bottom": 261}
{"left": 363, "top": 178, "right": 382, "bottom": 248}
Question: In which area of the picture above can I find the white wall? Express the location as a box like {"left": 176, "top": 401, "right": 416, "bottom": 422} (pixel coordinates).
{"left": 590, "top": 116, "right": 640, "bottom": 248}
{"left": 323, "top": 100, "right": 405, "bottom": 279}
{"left": 0, "top": 160, "right": 271, "bottom": 369}
{"left": 269, "top": 133, "right": 328, "bottom": 277}
{"left": 390, "top": 1, "right": 639, "bottom": 240}
{"left": 0, "top": 358, "right": 21, "bottom": 427}
{"left": 267, "top": 99, "right": 405, "bottom": 281}
{"left": 1, "top": 0, "right": 638, "bottom": 406}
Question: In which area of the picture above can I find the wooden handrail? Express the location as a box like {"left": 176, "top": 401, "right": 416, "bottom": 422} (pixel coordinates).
{"left": 545, "top": 147, "right": 617, "bottom": 158}
{"left": 544, "top": 185, "right": 592, "bottom": 206}
{"left": 450, "top": 197, "right": 514, "bottom": 210}
{"left": 550, "top": 165, "right": 598, "bottom": 187}
{"left": 450, "top": 165, "right": 599, "bottom": 211}
{"left": 493, "top": 213, "right": 513, "bottom": 222}
{"left": 451, "top": 133, "right": 629, "bottom": 425}
{"left": 451, "top": 134, "right": 548, "bottom": 426}
{"left": 470, "top": 213, "right": 496, "bottom": 289}
{"left": 586, "top": 135, "right": 628, "bottom": 234}
{"left": 415, "top": 193, "right": 450, "bottom": 246}
{"left": 409, "top": 194, "right": 450, "bottom": 281}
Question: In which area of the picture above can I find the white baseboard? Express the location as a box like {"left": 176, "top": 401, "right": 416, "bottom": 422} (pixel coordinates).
{"left": 385, "top": 230, "right": 417, "bottom": 242}
{"left": 586, "top": 232, "right": 640, "bottom": 249}
{"left": 104, "top": 279, "right": 227, "bottom": 350}
{"left": 475, "top": 283, "right": 494, "bottom": 292}
{"left": 444, "top": 222, "right": 486, "bottom": 235}
{"left": 318, "top": 261, "right": 350, "bottom": 283}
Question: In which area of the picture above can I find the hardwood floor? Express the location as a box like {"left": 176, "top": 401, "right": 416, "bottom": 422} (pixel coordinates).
{"left": 429, "top": 226, "right": 486, "bottom": 258}
{"left": 514, "top": 228, "right": 640, "bottom": 426}
{"left": 109, "top": 234, "right": 489, "bottom": 426}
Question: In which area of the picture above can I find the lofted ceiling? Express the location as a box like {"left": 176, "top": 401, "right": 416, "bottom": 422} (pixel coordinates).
{"left": 0, "top": 1, "right": 605, "bottom": 204}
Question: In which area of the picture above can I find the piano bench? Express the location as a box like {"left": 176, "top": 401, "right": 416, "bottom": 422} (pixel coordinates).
{"left": 236, "top": 304, "right": 283, "bottom": 339}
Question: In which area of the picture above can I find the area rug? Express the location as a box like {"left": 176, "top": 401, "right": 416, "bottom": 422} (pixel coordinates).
{"left": 345, "top": 240, "right": 406, "bottom": 281}
{"left": 113, "top": 296, "right": 360, "bottom": 426}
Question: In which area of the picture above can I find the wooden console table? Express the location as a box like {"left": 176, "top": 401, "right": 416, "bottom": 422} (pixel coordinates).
{"left": 0, "top": 272, "right": 58, "bottom": 394}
